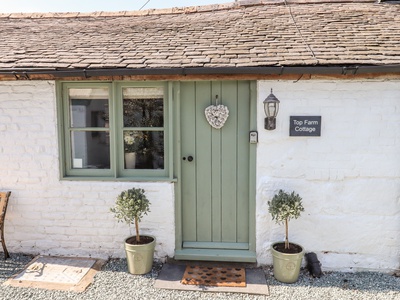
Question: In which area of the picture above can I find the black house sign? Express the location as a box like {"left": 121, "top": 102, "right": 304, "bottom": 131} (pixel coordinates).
{"left": 290, "top": 116, "right": 321, "bottom": 136}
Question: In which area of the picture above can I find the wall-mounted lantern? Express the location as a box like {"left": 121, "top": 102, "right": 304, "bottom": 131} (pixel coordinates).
{"left": 263, "top": 89, "right": 280, "bottom": 130}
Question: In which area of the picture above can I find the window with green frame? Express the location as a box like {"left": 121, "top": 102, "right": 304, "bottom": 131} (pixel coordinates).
{"left": 58, "top": 82, "right": 170, "bottom": 180}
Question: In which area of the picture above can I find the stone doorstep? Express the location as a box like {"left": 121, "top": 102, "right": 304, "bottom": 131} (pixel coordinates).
{"left": 154, "top": 263, "right": 269, "bottom": 295}
{"left": 3, "top": 256, "right": 107, "bottom": 293}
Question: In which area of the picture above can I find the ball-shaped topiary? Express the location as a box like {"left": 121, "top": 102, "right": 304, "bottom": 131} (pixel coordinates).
{"left": 110, "top": 188, "right": 150, "bottom": 243}
{"left": 268, "top": 189, "right": 304, "bottom": 250}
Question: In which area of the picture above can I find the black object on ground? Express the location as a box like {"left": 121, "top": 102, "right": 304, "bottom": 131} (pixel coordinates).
{"left": 305, "top": 252, "right": 322, "bottom": 278}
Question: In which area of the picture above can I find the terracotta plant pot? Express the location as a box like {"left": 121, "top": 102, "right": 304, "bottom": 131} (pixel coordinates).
{"left": 271, "top": 242, "right": 305, "bottom": 283}
{"left": 124, "top": 235, "right": 155, "bottom": 275}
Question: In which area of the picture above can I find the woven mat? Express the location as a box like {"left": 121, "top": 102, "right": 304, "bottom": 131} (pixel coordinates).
{"left": 181, "top": 265, "right": 246, "bottom": 287}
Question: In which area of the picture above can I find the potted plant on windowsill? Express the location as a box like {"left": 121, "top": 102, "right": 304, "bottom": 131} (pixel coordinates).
{"left": 124, "top": 132, "right": 139, "bottom": 169}
{"left": 268, "top": 189, "right": 305, "bottom": 283}
{"left": 110, "top": 187, "right": 155, "bottom": 274}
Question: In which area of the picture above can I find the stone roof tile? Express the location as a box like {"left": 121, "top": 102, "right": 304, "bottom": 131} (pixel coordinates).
{"left": 0, "top": 0, "right": 398, "bottom": 72}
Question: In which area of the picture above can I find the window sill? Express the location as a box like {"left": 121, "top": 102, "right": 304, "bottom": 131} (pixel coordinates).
{"left": 60, "top": 176, "right": 178, "bottom": 182}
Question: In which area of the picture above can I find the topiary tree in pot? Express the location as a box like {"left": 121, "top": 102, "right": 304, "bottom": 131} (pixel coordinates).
{"left": 110, "top": 187, "right": 155, "bottom": 274}
{"left": 268, "top": 189, "right": 305, "bottom": 283}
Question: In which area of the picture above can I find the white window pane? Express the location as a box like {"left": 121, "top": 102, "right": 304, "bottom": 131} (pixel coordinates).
{"left": 69, "top": 88, "right": 109, "bottom": 128}
{"left": 71, "top": 131, "right": 110, "bottom": 169}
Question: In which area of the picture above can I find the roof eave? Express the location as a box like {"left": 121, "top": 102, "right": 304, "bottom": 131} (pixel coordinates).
{"left": 1, "top": 65, "right": 400, "bottom": 78}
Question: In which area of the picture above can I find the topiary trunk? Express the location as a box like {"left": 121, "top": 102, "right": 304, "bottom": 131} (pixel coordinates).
{"left": 135, "top": 217, "right": 140, "bottom": 243}
{"left": 285, "top": 219, "right": 289, "bottom": 249}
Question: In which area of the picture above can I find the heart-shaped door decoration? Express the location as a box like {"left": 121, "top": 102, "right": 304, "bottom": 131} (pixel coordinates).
{"left": 205, "top": 104, "right": 229, "bottom": 129}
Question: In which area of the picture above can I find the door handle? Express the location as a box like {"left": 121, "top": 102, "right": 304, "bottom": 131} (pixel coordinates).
{"left": 183, "top": 156, "right": 194, "bottom": 162}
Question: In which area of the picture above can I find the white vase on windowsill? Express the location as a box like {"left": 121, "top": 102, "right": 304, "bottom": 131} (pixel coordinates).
{"left": 125, "top": 152, "right": 137, "bottom": 169}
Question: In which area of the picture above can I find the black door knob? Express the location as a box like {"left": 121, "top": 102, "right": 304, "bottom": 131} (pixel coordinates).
{"left": 187, "top": 156, "right": 194, "bottom": 162}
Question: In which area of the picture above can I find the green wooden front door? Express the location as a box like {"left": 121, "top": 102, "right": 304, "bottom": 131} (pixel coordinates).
{"left": 175, "top": 81, "right": 256, "bottom": 262}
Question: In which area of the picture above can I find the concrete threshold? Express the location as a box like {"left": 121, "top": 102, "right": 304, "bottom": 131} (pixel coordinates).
{"left": 154, "top": 263, "right": 269, "bottom": 295}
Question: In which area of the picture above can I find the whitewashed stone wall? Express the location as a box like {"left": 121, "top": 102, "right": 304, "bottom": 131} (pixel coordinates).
{"left": 256, "top": 80, "right": 400, "bottom": 272}
{"left": 0, "top": 81, "right": 175, "bottom": 260}
{"left": 1, "top": 79, "right": 399, "bottom": 272}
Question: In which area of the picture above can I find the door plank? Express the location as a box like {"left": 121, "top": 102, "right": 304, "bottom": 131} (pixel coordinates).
{"left": 237, "top": 81, "right": 250, "bottom": 243}
{"left": 195, "top": 81, "right": 213, "bottom": 242}
{"left": 221, "top": 81, "right": 238, "bottom": 242}
{"left": 211, "top": 81, "right": 223, "bottom": 243}
{"left": 181, "top": 82, "right": 197, "bottom": 242}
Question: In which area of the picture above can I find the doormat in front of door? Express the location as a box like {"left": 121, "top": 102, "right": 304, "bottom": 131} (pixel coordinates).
{"left": 3, "top": 256, "right": 105, "bottom": 292}
{"left": 181, "top": 265, "right": 246, "bottom": 287}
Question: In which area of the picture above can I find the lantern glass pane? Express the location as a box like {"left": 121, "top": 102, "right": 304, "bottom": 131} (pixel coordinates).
{"left": 266, "top": 103, "right": 277, "bottom": 117}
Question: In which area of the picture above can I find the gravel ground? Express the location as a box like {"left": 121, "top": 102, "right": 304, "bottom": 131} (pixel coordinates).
{"left": 0, "top": 253, "right": 399, "bottom": 300}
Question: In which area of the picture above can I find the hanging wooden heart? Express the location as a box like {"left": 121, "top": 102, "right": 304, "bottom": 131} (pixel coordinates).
{"left": 205, "top": 104, "right": 229, "bottom": 129}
